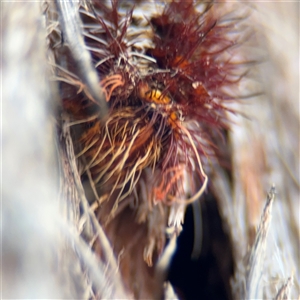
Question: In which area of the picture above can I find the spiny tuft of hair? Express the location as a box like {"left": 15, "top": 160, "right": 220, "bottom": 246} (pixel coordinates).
{"left": 57, "top": 0, "right": 252, "bottom": 271}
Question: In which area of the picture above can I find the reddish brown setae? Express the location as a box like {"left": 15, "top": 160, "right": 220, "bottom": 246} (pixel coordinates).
{"left": 55, "top": 0, "right": 253, "bottom": 296}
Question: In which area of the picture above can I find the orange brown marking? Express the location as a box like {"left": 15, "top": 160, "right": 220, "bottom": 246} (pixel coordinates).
{"left": 100, "top": 74, "right": 125, "bottom": 102}
{"left": 154, "top": 165, "right": 185, "bottom": 202}
{"left": 138, "top": 82, "right": 171, "bottom": 104}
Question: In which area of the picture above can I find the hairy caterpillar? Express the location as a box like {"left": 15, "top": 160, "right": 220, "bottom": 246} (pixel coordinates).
{"left": 52, "top": 1, "right": 256, "bottom": 297}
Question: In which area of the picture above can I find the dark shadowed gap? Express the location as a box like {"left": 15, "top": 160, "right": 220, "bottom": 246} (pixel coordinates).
{"left": 168, "top": 193, "right": 234, "bottom": 300}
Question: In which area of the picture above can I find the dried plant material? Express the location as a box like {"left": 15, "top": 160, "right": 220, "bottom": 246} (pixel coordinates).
{"left": 2, "top": 1, "right": 62, "bottom": 298}
{"left": 245, "top": 186, "right": 275, "bottom": 300}
{"left": 59, "top": 120, "right": 130, "bottom": 298}
{"left": 164, "top": 281, "right": 180, "bottom": 300}
{"left": 275, "top": 277, "right": 293, "bottom": 300}
{"left": 55, "top": 0, "right": 108, "bottom": 117}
